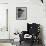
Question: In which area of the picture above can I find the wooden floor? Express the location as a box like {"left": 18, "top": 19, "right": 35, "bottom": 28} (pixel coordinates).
{"left": 19, "top": 41, "right": 43, "bottom": 46}
{"left": 0, "top": 39, "right": 14, "bottom": 43}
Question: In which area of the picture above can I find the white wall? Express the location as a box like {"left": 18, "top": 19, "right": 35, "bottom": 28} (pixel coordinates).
{"left": 0, "top": 0, "right": 46, "bottom": 46}
{"left": 0, "top": 0, "right": 8, "bottom": 3}
{"left": 9, "top": 0, "right": 46, "bottom": 46}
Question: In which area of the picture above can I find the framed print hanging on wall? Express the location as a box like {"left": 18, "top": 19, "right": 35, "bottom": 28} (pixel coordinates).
{"left": 16, "top": 7, "right": 27, "bottom": 20}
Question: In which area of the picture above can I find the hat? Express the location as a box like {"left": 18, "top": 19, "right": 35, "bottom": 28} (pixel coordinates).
{"left": 18, "top": 9, "right": 24, "bottom": 12}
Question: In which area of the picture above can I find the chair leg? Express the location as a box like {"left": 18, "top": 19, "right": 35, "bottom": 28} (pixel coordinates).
{"left": 30, "top": 41, "right": 34, "bottom": 46}
{"left": 30, "top": 39, "right": 34, "bottom": 46}
{"left": 20, "top": 41, "right": 21, "bottom": 45}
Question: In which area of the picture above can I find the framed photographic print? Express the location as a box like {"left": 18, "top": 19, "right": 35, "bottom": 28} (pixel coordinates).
{"left": 16, "top": 7, "right": 27, "bottom": 20}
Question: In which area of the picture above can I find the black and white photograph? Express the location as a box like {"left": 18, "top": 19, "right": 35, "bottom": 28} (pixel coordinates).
{"left": 16, "top": 7, "right": 27, "bottom": 20}
{"left": 0, "top": 0, "right": 46, "bottom": 46}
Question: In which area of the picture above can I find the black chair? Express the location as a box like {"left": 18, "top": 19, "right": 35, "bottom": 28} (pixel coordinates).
{"left": 27, "top": 23, "right": 40, "bottom": 43}
{"left": 19, "top": 23, "right": 40, "bottom": 46}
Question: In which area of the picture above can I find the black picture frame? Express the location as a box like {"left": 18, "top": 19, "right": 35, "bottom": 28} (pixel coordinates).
{"left": 16, "top": 7, "right": 27, "bottom": 20}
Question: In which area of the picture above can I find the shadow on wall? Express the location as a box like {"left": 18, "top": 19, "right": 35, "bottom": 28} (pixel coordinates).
{"left": 40, "top": 25, "right": 45, "bottom": 46}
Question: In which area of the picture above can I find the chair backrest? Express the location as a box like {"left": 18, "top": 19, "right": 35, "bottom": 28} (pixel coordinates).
{"left": 27, "top": 23, "right": 40, "bottom": 35}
